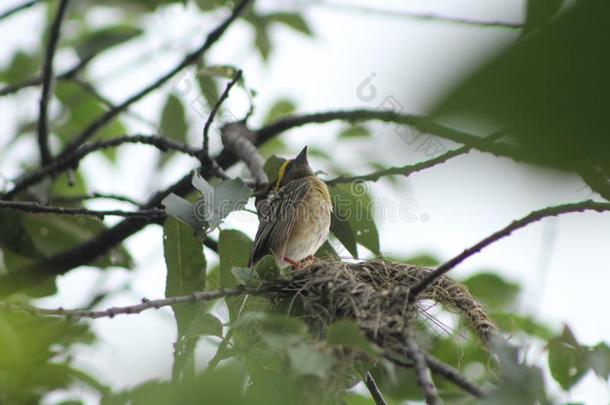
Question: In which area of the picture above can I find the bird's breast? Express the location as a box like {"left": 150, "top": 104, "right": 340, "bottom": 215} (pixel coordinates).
{"left": 284, "top": 178, "right": 332, "bottom": 261}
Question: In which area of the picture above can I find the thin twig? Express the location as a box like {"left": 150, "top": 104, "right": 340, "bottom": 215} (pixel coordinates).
{"left": 0, "top": 200, "right": 165, "bottom": 219}
{"left": 328, "top": 145, "right": 469, "bottom": 185}
{"left": 410, "top": 200, "right": 610, "bottom": 299}
{"left": 0, "top": 285, "right": 268, "bottom": 319}
{"left": 423, "top": 354, "right": 484, "bottom": 398}
{"left": 3, "top": 134, "right": 200, "bottom": 199}
{"left": 403, "top": 330, "right": 440, "bottom": 405}
{"left": 205, "top": 329, "right": 234, "bottom": 372}
{"left": 328, "top": 131, "right": 505, "bottom": 185}
{"left": 202, "top": 70, "right": 243, "bottom": 159}
{"left": 386, "top": 353, "right": 484, "bottom": 398}
{"left": 37, "top": 0, "right": 70, "bottom": 164}
{"left": 364, "top": 372, "right": 388, "bottom": 405}
{"left": 315, "top": 1, "right": 522, "bottom": 29}
{"left": 50, "top": 192, "right": 143, "bottom": 207}
{"left": 0, "top": 0, "right": 41, "bottom": 21}
{"left": 58, "top": 0, "right": 251, "bottom": 158}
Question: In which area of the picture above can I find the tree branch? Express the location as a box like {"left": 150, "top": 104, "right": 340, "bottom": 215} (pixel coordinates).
{"left": 327, "top": 132, "right": 505, "bottom": 186}
{"left": 37, "top": 0, "right": 70, "bottom": 164}
{"left": 410, "top": 200, "right": 610, "bottom": 299}
{"left": 222, "top": 122, "right": 268, "bottom": 186}
{"left": 0, "top": 126, "right": 263, "bottom": 295}
{"left": 0, "top": 200, "right": 165, "bottom": 219}
{"left": 364, "top": 372, "right": 388, "bottom": 405}
{"left": 49, "top": 192, "right": 143, "bottom": 207}
{"left": 0, "top": 0, "right": 42, "bottom": 21}
{"left": 403, "top": 330, "right": 440, "bottom": 405}
{"left": 423, "top": 353, "right": 484, "bottom": 398}
{"left": 317, "top": 1, "right": 522, "bottom": 29}
{"left": 202, "top": 70, "right": 243, "bottom": 159}
{"left": 3, "top": 134, "right": 199, "bottom": 199}
{"left": 57, "top": 0, "right": 251, "bottom": 158}
{"left": 1, "top": 285, "right": 266, "bottom": 319}
{"left": 256, "top": 109, "right": 523, "bottom": 163}
{"left": 386, "top": 353, "right": 484, "bottom": 398}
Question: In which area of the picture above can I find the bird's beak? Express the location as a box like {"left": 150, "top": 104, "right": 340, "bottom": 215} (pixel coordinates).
{"left": 295, "top": 146, "right": 309, "bottom": 165}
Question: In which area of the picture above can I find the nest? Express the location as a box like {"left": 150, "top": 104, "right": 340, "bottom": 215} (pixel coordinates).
{"left": 269, "top": 259, "right": 497, "bottom": 355}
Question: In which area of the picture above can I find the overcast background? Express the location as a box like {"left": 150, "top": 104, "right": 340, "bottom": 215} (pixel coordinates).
{"left": 1, "top": 0, "right": 608, "bottom": 403}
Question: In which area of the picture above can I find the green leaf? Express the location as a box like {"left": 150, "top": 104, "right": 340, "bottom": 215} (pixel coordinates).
{"left": 462, "top": 272, "right": 520, "bottom": 310}
{"left": 588, "top": 342, "right": 610, "bottom": 380}
{"left": 163, "top": 217, "right": 206, "bottom": 337}
{"left": 197, "top": 64, "right": 240, "bottom": 80}
{"left": 0, "top": 311, "right": 94, "bottom": 403}
{"left": 254, "top": 25, "right": 271, "bottom": 60}
{"left": 338, "top": 125, "right": 371, "bottom": 139}
{"left": 485, "top": 337, "right": 550, "bottom": 404}
{"left": 286, "top": 344, "right": 336, "bottom": 378}
{"left": 196, "top": 60, "right": 220, "bottom": 109}
{"left": 0, "top": 209, "right": 40, "bottom": 258}
{"left": 161, "top": 193, "right": 204, "bottom": 238}
{"left": 548, "top": 326, "right": 590, "bottom": 390}
{"left": 401, "top": 253, "right": 441, "bottom": 267}
{"left": 341, "top": 393, "right": 376, "bottom": 405}
{"left": 330, "top": 210, "right": 358, "bottom": 257}
{"left": 55, "top": 82, "right": 126, "bottom": 162}
{"left": 75, "top": 25, "right": 143, "bottom": 60}
{"left": 187, "top": 313, "right": 223, "bottom": 338}
{"left": 326, "top": 320, "right": 380, "bottom": 357}
{"left": 268, "top": 13, "right": 312, "bottom": 36}
{"left": 315, "top": 241, "right": 340, "bottom": 260}
{"left": 163, "top": 175, "right": 251, "bottom": 236}
{"left": 218, "top": 229, "right": 252, "bottom": 289}
{"left": 253, "top": 254, "right": 280, "bottom": 281}
{"left": 524, "top": 0, "right": 565, "bottom": 32}
{"left": 263, "top": 99, "right": 296, "bottom": 124}
{"left": 262, "top": 155, "right": 287, "bottom": 186}
{"left": 235, "top": 312, "right": 309, "bottom": 336}
{"left": 330, "top": 184, "right": 380, "bottom": 255}
{"left": 0, "top": 51, "right": 39, "bottom": 84}
{"left": 492, "top": 312, "right": 553, "bottom": 340}
{"left": 158, "top": 94, "right": 188, "bottom": 167}
{"left": 192, "top": 175, "right": 251, "bottom": 230}
{"left": 231, "top": 266, "right": 257, "bottom": 286}
{"left": 193, "top": 0, "right": 226, "bottom": 11}
{"left": 22, "top": 215, "right": 132, "bottom": 269}
{"left": 49, "top": 171, "right": 88, "bottom": 198}
{"left": 434, "top": 0, "right": 610, "bottom": 172}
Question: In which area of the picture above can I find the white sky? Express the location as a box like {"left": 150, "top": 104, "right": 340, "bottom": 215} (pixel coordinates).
{"left": 1, "top": 0, "right": 609, "bottom": 404}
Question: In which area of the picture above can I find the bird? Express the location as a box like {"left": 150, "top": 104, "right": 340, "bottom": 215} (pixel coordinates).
{"left": 249, "top": 146, "right": 332, "bottom": 268}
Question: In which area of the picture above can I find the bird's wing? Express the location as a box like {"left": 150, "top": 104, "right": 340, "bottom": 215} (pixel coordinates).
{"left": 249, "top": 178, "right": 312, "bottom": 265}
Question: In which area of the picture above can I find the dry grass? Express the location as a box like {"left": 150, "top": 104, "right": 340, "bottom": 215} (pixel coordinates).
{"left": 269, "top": 258, "right": 498, "bottom": 354}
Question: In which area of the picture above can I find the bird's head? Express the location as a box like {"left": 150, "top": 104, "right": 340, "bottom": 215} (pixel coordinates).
{"left": 274, "top": 146, "right": 314, "bottom": 190}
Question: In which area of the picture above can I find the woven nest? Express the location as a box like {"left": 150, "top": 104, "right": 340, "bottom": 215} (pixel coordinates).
{"left": 268, "top": 259, "right": 498, "bottom": 355}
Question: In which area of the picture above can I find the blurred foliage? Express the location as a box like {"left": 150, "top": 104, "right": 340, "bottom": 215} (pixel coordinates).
{"left": 158, "top": 94, "right": 188, "bottom": 168}
{"left": 435, "top": 0, "right": 610, "bottom": 174}
{"left": 0, "top": 311, "right": 99, "bottom": 404}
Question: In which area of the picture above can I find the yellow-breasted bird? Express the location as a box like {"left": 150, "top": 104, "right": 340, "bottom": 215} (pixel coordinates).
{"left": 249, "top": 146, "right": 332, "bottom": 268}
